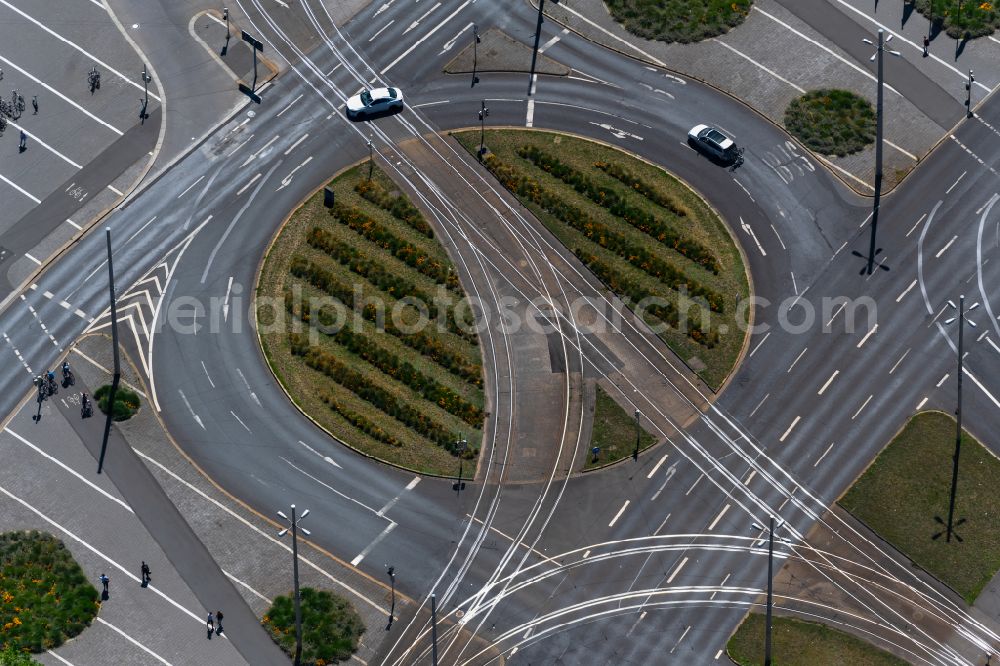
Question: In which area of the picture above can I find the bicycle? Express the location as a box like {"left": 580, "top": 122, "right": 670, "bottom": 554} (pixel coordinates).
{"left": 10, "top": 90, "right": 20, "bottom": 120}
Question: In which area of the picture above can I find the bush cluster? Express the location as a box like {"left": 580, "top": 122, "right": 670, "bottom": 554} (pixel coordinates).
{"left": 331, "top": 204, "right": 459, "bottom": 289}
{"left": 262, "top": 587, "right": 365, "bottom": 665}
{"left": 93, "top": 385, "right": 140, "bottom": 421}
{"left": 289, "top": 333, "right": 472, "bottom": 454}
{"left": 515, "top": 146, "right": 719, "bottom": 273}
{"left": 354, "top": 178, "right": 434, "bottom": 238}
{"left": 290, "top": 292, "right": 482, "bottom": 386}
{"left": 285, "top": 297, "right": 482, "bottom": 426}
{"left": 604, "top": 0, "right": 753, "bottom": 44}
{"left": 784, "top": 89, "right": 876, "bottom": 157}
{"left": 320, "top": 394, "right": 401, "bottom": 448}
{"left": 288, "top": 256, "right": 477, "bottom": 344}
{"left": 593, "top": 161, "right": 690, "bottom": 217}
{"left": 483, "top": 154, "right": 723, "bottom": 310}
{"left": 575, "top": 250, "right": 718, "bottom": 347}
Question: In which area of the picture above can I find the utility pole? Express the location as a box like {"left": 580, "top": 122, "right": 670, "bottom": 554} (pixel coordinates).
{"left": 431, "top": 594, "right": 439, "bottom": 666}
{"left": 98, "top": 228, "right": 120, "bottom": 475}
{"left": 278, "top": 504, "right": 311, "bottom": 666}
{"left": 140, "top": 65, "right": 151, "bottom": 123}
{"left": 861, "top": 30, "right": 900, "bottom": 275}
{"left": 472, "top": 24, "right": 481, "bottom": 87}
{"left": 454, "top": 436, "right": 468, "bottom": 495}
{"left": 632, "top": 409, "right": 641, "bottom": 461}
{"left": 966, "top": 70, "right": 975, "bottom": 118}
{"left": 478, "top": 101, "right": 489, "bottom": 161}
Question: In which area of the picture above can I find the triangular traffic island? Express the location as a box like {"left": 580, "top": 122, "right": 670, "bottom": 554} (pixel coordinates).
{"left": 444, "top": 28, "right": 570, "bottom": 76}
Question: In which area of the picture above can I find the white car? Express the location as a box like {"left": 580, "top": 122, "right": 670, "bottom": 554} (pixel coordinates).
{"left": 687, "top": 124, "right": 738, "bottom": 162}
{"left": 346, "top": 87, "right": 404, "bottom": 119}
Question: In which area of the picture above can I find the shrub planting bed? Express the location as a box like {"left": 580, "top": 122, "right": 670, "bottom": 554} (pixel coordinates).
{"left": 785, "top": 89, "right": 876, "bottom": 157}
{"left": 258, "top": 163, "right": 484, "bottom": 475}
{"left": 263, "top": 587, "right": 364, "bottom": 665}
{"left": 457, "top": 130, "right": 748, "bottom": 389}
{"left": 0, "top": 531, "right": 98, "bottom": 654}
{"left": 912, "top": 0, "right": 999, "bottom": 39}
{"left": 94, "top": 384, "right": 140, "bottom": 421}
{"left": 604, "top": 0, "right": 753, "bottom": 43}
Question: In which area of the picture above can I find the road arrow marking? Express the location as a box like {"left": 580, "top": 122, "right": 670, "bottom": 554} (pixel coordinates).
{"left": 439, "top": 21, "right": 474, "bottom": 54}
{"left": 740, "top": 217, "right": 766, "bottom": 256}
{"left": 375, "top": 0, "right": 395, "bottom": 16}
{"left": 276, "top": 156, "right": 313, "bottom": 192}
{"left": 404, "top": 2, "right": 441, "bottom": 34}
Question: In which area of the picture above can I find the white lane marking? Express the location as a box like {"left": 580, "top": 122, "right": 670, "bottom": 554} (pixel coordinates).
{"left": 124, "top": 215, "right": 158, "bottom": 246}
{"left": 707, "top": 504, "right": 730, "bottom": 531}
{"left": 946, "top": 171, "right": 967, "bottom": 195}
{"left": 733, "top": 179, "right": 755, "bottom": 203}
{"left": 710, "top": 573, "right": 731, "bottom": 600}
{"left": 351, "top": 522, "right": 397, "bottom": 566}
{"left": 405, "top": 476, "right": 421, "bottom": 490}
{"left": 374, "top": 0, "right": 396, "bottom": 15}
{"left": 817, "top": 370, "right": 839, "bottom": 395}
{"left": 712, "top": 39, "right": 805, "bottom": 93}
{"left": 608, "top": 500, "right": 630, "bottom": 527}
{"left": 715, "top": 650, "right": 723, "bottom": 660}
{"left": 885, "top": 139, "right": 918, "bottom": 160}
{"left": 748, "top": 393, "right": 769, "bottom": 418}
{"left": 66, "top": 218, "right": 82, "bottom": 230}
{"left": 221, "top": 568, "right": 272, "bottom": 604}
{"left": 779, "top": 416, "right": 801, "bottom": 442}
{"left": 178, "top": 390, "right": 205, "bottom": 429}
{"left": 790, "top": 271, "right": 798, "bottom": 295}
{"left": 647, "top": 454, "right": 668, "bottom": 479}
{"left": 685, "top": 474, "right": 702, "bottom": 496}
{"left": 769, "top": 223, "right": 786, "bottom": 250}
{"left": 234, "top": 368, "right": 261, "bottom": 407}
{"left": 0, "top": 172, "right": 41, "bottom": 203}
{"left": 412, "top": 100, "right": 451, "bottom": 108}
{"left": 134, "top": 451, "right": 387, "bottom": 613}
{"left": 966, "top": 368, "right": 1000, "bottom": 409}
{"left": 587, "top": 120, "right": 643, "bottom": 140}
{"left": 6, "top": 428, "right": 132, "bottom": 512}
{"left": 852, "top": 394, "right": 874, "bottom": 420}
{"left": 276, "top": 156, "right": 314, "bottom": 191}
{"left": 526, "top": 99, "right": 535, "bottom": 128}
{"left": 24, "top": 253, "right": 41, "bottom": 265}
{"left": 58, "top": 300, "right": 70, "bottom": 309}
{"left": 370, "top": 19, "right": 395, "bottom": 42}
{"left": 786, "top": 347, "right": 807, "bottom": 373}
{"left": 739, "top": 217, "right": 766, "bottom": 256}
{"left": 638, "top": 82, "right": 674, "bottom": 98}
{"left": 283, "top": 133, "right": 309, "bottom": 155}
{"left": 95, "top": 618, "right": 171, "bottom": 664}
{"left": 439, "top": 21, "right": 474, "bottom": 54}
{"left": 538, "top": 32, "right": 563, "bottom": 54}
{"left": 236, "top": 173, "right": 262, "bottom": 196}
{"left": 935, "top": 235, "right": 958, "bottom": 258}
{"left": 377, "top": 477, "right": 420, "bottom": 516}
{"left": 222, "top": 276, "right": 234, "bottom": 322}
{"left": 906, "top": 213, "right": 927, "bottom": 237}
{"left": 987, "top": 337, "right": 1000, "bottom": 355}
{"left": 936, "top": 373, "right": 950, "bottom": 387}
{"left": 747, "top": 331, "right": 770, "bottom": 358}
{"left": 226, "top": 134, "right": 254, "bottom": 157}
{"left": 744, "top": 470, "right": 757, "bottom": 485}
{"left": 277, "top": 94, "right": 304, "bottom": 117}
{"left": 666, "top": 557, "right": 688, "bottom": 584}
{"left": 650, "top": 463, "right": 677, "bottom": 501}
{"left": 856, "top": 323, "right": 878, "bottom": 348}
{"left": 107, "top": 184, "right": 123, "bottom": 196}
{"left": 558, "top": 2, "right": 667, "bottom": 65}
{"left": 916, "top": 396, "right": 929, "bottom": 410}
{"left": 281, "top": 457, "right": 385, "bottom": 516}
{"left": 671, "top": 625, "right": 692, "bottom": 653}
{"left": 404, "top": 2, "right": 441, "bottom": 35}
{"left": 177, "top": 176, "right": 204, "bottom": 199}
{"left": 74, "top": 309, "right": 88, "bottom": 320}
{"left": 896, "top": 279, "right": 917, "bottom": 302}
{"left": 381, "top": 0, "right": 472, "bottom": 74}
{"left": 825, "top": 302, "right": 846, "bottom": 328}
{"left": 296, "top": 440, "right": 342, "bottom": 469}
{"left": 814, "top": 442, "right": 835, "bottom": 467}
{"left": 201, "top": 361, "right": 215, "bottom": 388}
{"left": 24, "top": 300, "right": 60, "bottom": 348}
{"left": 466, "top": 513, "right": 559, "bottom": 565}
{"left": 71, "top": 349, "right": 145, "bottom": 395}
{"left": 241, "top": 135, "right": 280, "bottom": 167}
{"left": 45, "top": 649, "right": 73, "bottom": 665}
{"left": 7, "top": 124, "right": 83, "bottom": 168}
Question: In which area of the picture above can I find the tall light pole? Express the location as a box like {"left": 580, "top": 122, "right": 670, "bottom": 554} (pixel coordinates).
{"left": 965, "top": 70, "right": 975, "bottom": 118}
{"left": 222, "top": 7, "right": 231, "bottom": 56}
{"left": 431, "top": 593, "right": 439, "bottom": 666}
{"left": 385, "top": 566, "right": 396, "bottom": 630}
{"left": 98, "top": 228, "right": 121, "bottom": 475}
{"left": 472, "top": 24, "right": 481, "bottom": 87}
{"left": 632, "top": 409, "right": 641, "bottom": 461}
{"left": 478, "top": 101, "right": 489, "bottom": 161}
{"left": 140, "top": 65, "right": 151, "bottom": 123}
{"left": 278, "top": 504, "right": 311, "bottom": 666}
{"left": 938, "top": 296, "right": 978, "bottom": 543}
{"left": 527, "top": 0, "right": 558, "bottom": 95}
{"left": 751, "top": 517, "right": 788, "bottom": 666}
{"left": 453, "top": 436, "right": 468, "bottom": 495}
{"left": 861, "top": 30, "right": 900, "bottom": 275}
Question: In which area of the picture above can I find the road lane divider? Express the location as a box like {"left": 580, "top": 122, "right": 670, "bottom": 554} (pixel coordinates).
{"left": 817, "top": 370, "right": 839, "bottom": 395}
{"left": 608, "top": 500, "right": 630, "bottom": 527}
{"left": 779, "top": 416, "right": 800, "bottom": 442}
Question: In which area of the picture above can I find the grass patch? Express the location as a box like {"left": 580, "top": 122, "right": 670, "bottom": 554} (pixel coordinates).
{"left": 0, "top": 531, "right": 99, "bottom": 654}
{"left": 839, "top": 411, "right": 1000, "bottom": 603}
{"left": 93, "top": 385, "right": 140, "bottom": 421}
{"left": 785, "top": 89, "right": 876, "bottom": 157}
{"left": 455, "top": 129, "right": 749, "bottom": 389}
{"left": 913, "top": 0, "right": 999, "bottom": 39}
{"left": 727, "top": 613, "right": 907, "bottom": 666}
{"left": 258, "top": 163, "right": 484, "bottom": 476}
{"left": 584, "top": 386, "right": 657, "bottom": 470}
{"left": 604, "top": 0, "right": 753, "bottom": 43}
{"left": 262, "top": 587, "right": 364, "bottom": 665}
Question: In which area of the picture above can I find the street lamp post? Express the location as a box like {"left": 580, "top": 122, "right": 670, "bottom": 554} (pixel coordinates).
{"left": 431, "top": 593, "right": 439, "bottom": 666}
{"left": 632, "top": 409, "right": 641, "bottom": 461}
{"left": 478, "top": 101, "right": 489, "bottom": 160}
{"left": 938, "top": 296, "right": 979, "bottom": 543}
{"left": 385, "top": 566, "right": 396, "bottom": 630}
{"left": 751, "top": 517, "right": 787, "bottom": 666}
{"left": 472, "top": 24, "right": 481, "bottom": 87}
{"left": 98, "top": 228, "right": 121, "bottom": 474}
{"left": 367, "top": 133, "right": 374, "bottom": 180}
{"left": 278, "top": 504, "right": 311, "bottom": 666}
{"left": 966, "top": 70, "right": 975, "bottom": 118}
{"left": 861, "top": 30, "right": 900, "bottom": 275}
{"left": 454, "top": 436, "right": 468, "bottom": 495}
{"left": 222, "top": 7, "right": 231, "bottom": 56}
{"left": 140, "top": 65, "right": 151, "bottom": 123}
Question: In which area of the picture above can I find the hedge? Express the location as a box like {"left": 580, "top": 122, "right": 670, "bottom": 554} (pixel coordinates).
{"left": 354, "top": 178, "right": 434, "bottom": 238}
{"left": 320, "top": 394, "right": 401, "bottom": 448}
{"left": 593, "top": 161, "right": 690, "bottom": 217}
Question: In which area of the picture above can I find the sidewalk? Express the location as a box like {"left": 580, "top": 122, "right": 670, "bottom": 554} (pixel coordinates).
{"left": 0, "top": 333, "right": 407, "bottom": 664}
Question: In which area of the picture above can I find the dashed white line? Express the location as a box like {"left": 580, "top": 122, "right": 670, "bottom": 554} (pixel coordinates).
{"left": 526, "top": 99, "right": 535, "bottom": 127}
{"left": 748, "top": 393, "right": 769, "bottom": 418}
{"left": 779, "top": 416, "right": 801, "bottom": 442}
{"left": 369, "top": 19, "right": 395, "bottom": 41}
{"left": 381, "top": 0, "right": 472, "bottom": 74}
{"left": 945, "top": 170, "right": 967, "bottom": 194}
{"left": 647, "top": 454, "right": 668, "bottom": 479}
{"left": 24, "top": 253, "right": 41, "bottom": 265}
{"left": 890, "top": 348, "right": 910, "bottom": 374}
{"left": 277, "top": 94, "right": 304, "bottom": 117}
{"left": 935, "top": 235, "right": 958, "bottom": 258}
{"left": 769, "top": 223, "right": 786, "bottom": 249}
{"left": 284, "top": 133, "right": 309, "bottom": 155}
{"left": 708, "top": 504, "right": 730, "bottom": 531}
{"left": 851, "top": 394, "right": 874, "bottom": 420}
{"left": 786, "top": 347, "right": 807, "bottom": 373}
{"left": 608, "top": 500, "right": 630, "bottom": 527}
{"left": 747, "top": 331, "right": 771, "bottom": 358}
{"left": 817, "top": 370, "right": 839, "bottom": 395}
{"left": 178, "top": 175, "right": 204, "bottom": 199}
{"left": 712, "top": 39, "right": 805, "bottom": 93}
{"left": 685, "top": 474, "right": 703, "bottom": 496}
{"left": 201, "top": 361, "right": 215, "bottom": 388}
{"left": 906, "top": 213, "right": 927, "bottom": 237}
{"left": 814, "top": 442, "right": 835, "bottom": 467}
{"left": 896, "top": 279, "right": 917, "bottom": 302}
{"left": 666, "top": 556, "right": 689, "bottom": 584}
{"left": 178, "top": 390, "right": 205, "bottom": 429}
{"left": 916, "top": 396, "right": 929, "bottom": 410}
{"left": 856, "top": 323, "right": 878, "bottom": 348}
{"left": 351, "top": 522, "right": 396, "bottom": 566}
{"left": 936, "top": 373, "right": 950, "bottom": 387}
{"left": 231, "top": 411, "right": 251, "bottom": 432}
{"left": 538, "top": 31, "right": 565, "bottom": 53}
{"left": 744, "top": 470, "right": 757, "bottom": 485}
{"left": 236, "top": 173, "right": 262, "bottom": 196}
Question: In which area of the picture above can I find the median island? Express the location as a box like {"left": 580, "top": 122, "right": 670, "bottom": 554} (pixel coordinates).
{"left": 257, "top": 163, "right": 484, "bottom": 476}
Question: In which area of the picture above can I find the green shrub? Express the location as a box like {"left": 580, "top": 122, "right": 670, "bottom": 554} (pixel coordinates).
{"left": 354, "top": 177, "right": 434, "bottom": 237}
{"left": 320, "top": 395, "right": 401, "bottom": 448}
{"left": 784, "top": 89, "right": 876, "bottom": 157}
{"left": 0, "top": 531, "right": 98, "bottom": 654}
{"left": 0, "top": 647, "right": 42, "bottom": 665}
{"left": 605, "top": 0, "right": 753, "bottom": 43}
{"left": 912, "top": 0, "right": 999, "bottom": 39}
{"left": 593, "top": 161, "right": 690, "bottom": 217}
{"left": 93, "top": 385, "right": 140, "bottom": 421}
{"left": 262, "top": 587, "right": 365, "bottom": 665}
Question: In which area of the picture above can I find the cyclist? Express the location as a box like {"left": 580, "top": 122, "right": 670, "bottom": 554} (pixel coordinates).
{"left": 62, "top": 361, "right": 71, "bottom": 378}
{"left": 80, "top": 393, "right": 92, "bottom": 417}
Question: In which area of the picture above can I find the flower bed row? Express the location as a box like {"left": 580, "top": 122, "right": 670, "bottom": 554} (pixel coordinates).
{"left": 575, "top": 249, "right": 718, "bottom": 348}
{"left": 331, "top": 204, "right": 459, "bottom": 289}
{"left": 593, "top": 160, "right": 689, "bottom": 217}
{"left": 515, "top": 146, "right": 719, "bottom": 273}
{"left": 290, "top": 333, "right": 468, "bottom": 455}
{"left": 321, "top": 394, "right": 401, "bottom": 448}
{"left": 483, "top": 154, "right": 723, "bottom": 310}
{"left": 285, "top": 297, "right": 483, "bottom": 426}
{"left": 289, "top": 256, "right": 478, "bottom": 344}
{"left": 354, "top": 178, "right": 434, "bottom": 238}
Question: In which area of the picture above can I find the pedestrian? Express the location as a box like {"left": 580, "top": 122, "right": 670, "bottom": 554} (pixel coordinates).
{"left": 32, "top": 95, "right": 37, "bottom": 114}
{"left": 923, "top": 35, "right": 930, "bottom": 57}
{"left": 19, "top": 130, "right": 26, "bottom": 152}
{"left": 140, "top": 561, "right": 151, "bottom": 586}
{"left": 99, "top": 573, "right": 109, "bottom": 597}
{"left": 216, "top": 610, "right": 224, "bottom": 634}
{"left": 206, "top": 611, "right": 215, "bottom": 636}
